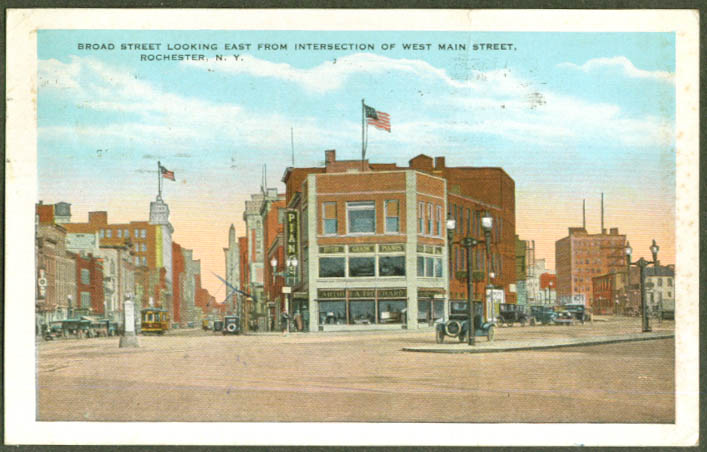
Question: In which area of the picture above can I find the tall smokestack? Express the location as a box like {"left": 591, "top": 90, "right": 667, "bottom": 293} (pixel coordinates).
{"left": 582, "top": 199, "right": 586, "bottom": 229}
{"left": 601, "top": 192, "right": 604, "bottom": 234}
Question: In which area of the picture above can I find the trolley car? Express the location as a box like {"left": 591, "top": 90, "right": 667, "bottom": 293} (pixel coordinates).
{"left": 140, "top": 307, "right": 170, "bottom": 334}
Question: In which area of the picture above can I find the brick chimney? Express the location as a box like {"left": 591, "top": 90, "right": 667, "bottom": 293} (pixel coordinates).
{"left": 324, "top": 149, "right": 336, "bottom": 165}
{"left": 88, "top": 211, "right": 108, "bottom": 225}
{"left": 434, "top": 156, "right": 446, "bottom": 169}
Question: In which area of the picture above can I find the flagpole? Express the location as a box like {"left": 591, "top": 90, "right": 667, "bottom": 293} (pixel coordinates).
{"left": 157, "top": 160, "right": 162, "bottom": 200}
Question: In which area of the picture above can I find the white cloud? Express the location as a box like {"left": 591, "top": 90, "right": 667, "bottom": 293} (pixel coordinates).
{"left": 558, "top": 56, "right": 674, "bottom": 83}
{"left": 184, "top": 52, "right": 528, "bottom": 95}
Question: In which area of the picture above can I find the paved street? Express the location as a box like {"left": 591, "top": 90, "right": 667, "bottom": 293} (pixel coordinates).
{"left": 37, "top": 317, "right": 674, "bottom": 423}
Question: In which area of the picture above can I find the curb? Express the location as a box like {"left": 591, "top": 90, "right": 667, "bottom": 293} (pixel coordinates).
{"left": 402, "top": 332, "right": 674, "bottom": 354}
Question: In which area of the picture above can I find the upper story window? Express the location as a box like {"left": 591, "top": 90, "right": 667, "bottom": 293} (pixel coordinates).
{"left": 322, "top": 202, "right": 337, "bottom": 235}
{"left": 134, "top": 229, "right": 139, "bottom": 238}
{"left": 385, "top": 200, "right": 400, "bottom": 233}
{"left": 106, "top": 229, "right": 112, "bottom": 238}
{"left": 426, "top": 203, "right": 433, "bottom": 235}
{"left": 141, "top": 229, "right": 146, "bottom": 238}
{"left": 117, "top": 229, "right": 122, "bottom": 238}
{"left": 80, "top": 268, "right": 90, "bottom": 285}
{"left": 657, "top": 278, "right": 663, "bottom": 287}
{"left": 99, "top": 229, "right": 105, "bottom": 238}
{"left": 418, "top": 202, "right": 424, "bottom": 233}
{"left": 435, "top": 206, "right": 443, "bottom": 237}
{"left": 347, "top": 201, "right": 375, "bottom": 234}
{"left": 124, "top": 229, "right": 129, "bottom": 238}
{"left": 668, "top": 278, "right": 673, "bottom": 287}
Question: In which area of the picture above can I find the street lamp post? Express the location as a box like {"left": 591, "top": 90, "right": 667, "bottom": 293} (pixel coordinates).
{"left": 271, "top": 256, "right": 299, "bottom": 332}
{"left": 625, "top": 239, "right": 660, "bottom": 333}
{"left": 447, "top": 212, "right": 493, "bottom": 345}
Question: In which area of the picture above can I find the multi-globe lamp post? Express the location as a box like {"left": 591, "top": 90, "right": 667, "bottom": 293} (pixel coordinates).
{"left": 270, "top": 255, "right": 299, "bottom": 332}
{"left": 446, "top": 211, "right": 494, "bottom": 345}
{"left": 625, "top": 239, "right": 660, "bottom": 333}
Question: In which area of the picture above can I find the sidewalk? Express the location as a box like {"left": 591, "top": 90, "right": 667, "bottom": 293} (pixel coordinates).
{"left": 402, "top": 331, "right": 674, "bottom": 354}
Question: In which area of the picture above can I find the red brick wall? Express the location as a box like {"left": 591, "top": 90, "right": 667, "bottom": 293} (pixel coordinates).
{"left": 172, "top": 242, "right": 184, "bottom": 324}
{"left": 74, "top": 253, "right": 104, "bottom": 315}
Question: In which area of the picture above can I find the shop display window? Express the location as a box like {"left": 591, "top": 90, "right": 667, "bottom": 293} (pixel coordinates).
{"left": 319, "top": 301, "right": 346, "bottom": 325}
{"left": 378, "top": 300, "right": 406, "bottom": 324}
{"left": 349, "top": 300, "right": 375, "bottom": 324}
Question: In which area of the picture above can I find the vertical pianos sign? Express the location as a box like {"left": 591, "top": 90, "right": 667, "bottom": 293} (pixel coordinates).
{"left": 286, "top": 211, "right": 298, "bottom": 260}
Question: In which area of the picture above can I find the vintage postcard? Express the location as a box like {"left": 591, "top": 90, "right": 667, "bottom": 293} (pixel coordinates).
{"left": 5, "top": 9, "right": 699, "bottom": 447}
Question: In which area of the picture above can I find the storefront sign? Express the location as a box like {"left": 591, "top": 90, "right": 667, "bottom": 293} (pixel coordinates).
{"left": 317, "top": 289, "right": 345, "bottom": 299}
{"left": 349, "top": 244, "right": 375, "bottom": 253}
{"left": 319, "top": 245, "right": 344, "bottom": 254}
{"left": 286, "top": 210, "right": 298, "bottom": 258}
{"left": 379, "top": 244, "right": 405, "bottom": 253}
{"left": 349, "top": 289, "right": 376, "bottom": 298}
{"left": 418, "top": 288, "right": 445, "bottom": 298}
{"left": 377, "top": 288, "right": 407, "bottom": 298}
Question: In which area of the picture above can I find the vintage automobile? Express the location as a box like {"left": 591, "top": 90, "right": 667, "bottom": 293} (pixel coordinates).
{"left": 563, "top": 304, "right": 591, "bottom": 323}
{"left": 530, "top": 305, "right": 558, "bottom": 325}
{"left": 222, "top": 315, "right": 242, "bottom": 335}
{"left": 497, "top": 303, "right": 534, "bottom": 327}
{"left": 435, "top": 301, "right": 495, "bottom": 343}
{"left": 61, "top": 318, "right": 92, "bottom": 338}
{"left": 553, "top": 309, "right": 576, "bottom": 325}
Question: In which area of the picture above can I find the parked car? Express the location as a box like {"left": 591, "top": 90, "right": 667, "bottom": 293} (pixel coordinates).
{"left": 553, "top": 309, "right": 576, "bottom": 325}
{"left": 529, "top": 305, "right": 557, "bottom": 325}
{"left": 435, "top": 301, "right": 495, "bottom": 343}
{"left": 563, "top": 304, "right": 591, "bottom": 323}
{"left": 222, "top": 315, "right": 242, "bottom": 335}
{"left": 497, "top": 303, "right": 534, "bottom": 327}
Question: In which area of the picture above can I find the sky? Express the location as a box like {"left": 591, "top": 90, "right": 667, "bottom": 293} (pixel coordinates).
{"left": 37, "top": 30, "right": 676, "bottom": 296}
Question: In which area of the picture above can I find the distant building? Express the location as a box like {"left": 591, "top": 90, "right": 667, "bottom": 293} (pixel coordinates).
{"left": 645, "top": 265, "right": 675, "bottom": 314}
{"left": 36, "top": 221, "right": 77, "bottom": 327}
{"left": 515, "top": 236, "right": 528, "bottom": 304}
{"left": 73, "top": 252, "right": 105, "bottom": 316}
{"left": 555, "top": 227, "right": 626, "bottom": 305}
{"left": 263, "top": 196, "right": 286, "bottom": 331}
{"left": 243, "top": 188, "right": 281, "bottom": 331}
{"left": 527, "top": 258, "right": 550, "bottom": 305}
{"left": 538, "top": 273, "right": 557, "bottom": 305}
{"left": 223, "top": 225, "right": 241, "bottom": 318}
{"left": 181, "top": 248, "right": 201, "bottom": 326}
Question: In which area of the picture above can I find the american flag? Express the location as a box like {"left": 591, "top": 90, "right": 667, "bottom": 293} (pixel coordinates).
{"left": 364, "top": 104, "right": 391, "bottom": 132}
{"left": 160, "top": 165, "right": 175, "bottom": 181}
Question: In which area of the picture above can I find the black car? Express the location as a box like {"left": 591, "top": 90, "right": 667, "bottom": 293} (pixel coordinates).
{"left": 222, "top": 315, "right": 242, "bottom": 335}
{"left": 497, "top": 303, "right": 534, "bottom": 327}
{"left": 563, "top": 304, "right": 591, "bottom": 323}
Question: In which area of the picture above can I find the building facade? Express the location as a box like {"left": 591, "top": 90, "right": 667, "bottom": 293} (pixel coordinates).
{"left": 223, "top": 225, "right": 241, "bottom": 318}
{"left": 279, "top": 150, "right": 516, "bottom": 331}
{"left": 555, "top": 227, "right": 626, "bottom": 305}
{"left": 243, "top": 189, "right": 282, "bottom": 331}
{"left": 645, "top": 265, "right": 675, "bottom": 315}
{"left": 36, "top": 222, "right": 77, "bottom": 327}
{"left": 538, "top": 272, "right": 557, "bottom": 305}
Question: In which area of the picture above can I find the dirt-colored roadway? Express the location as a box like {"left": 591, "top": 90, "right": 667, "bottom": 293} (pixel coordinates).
{"left": 37, "top": 317, "right": 674, "bottom": 423}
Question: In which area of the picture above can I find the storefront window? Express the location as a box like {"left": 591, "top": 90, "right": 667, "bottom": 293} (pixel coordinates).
{"left": 319, "top": 301, "right": 345, "bottom": 325}
{"left": 418, "top": 300, "right": 445, "bottom": 321}
{"left": 349, "top": 256, "right": 375, "bottom": 277}
{"left": 347, "top": 201, "right": 375, "bottom": 234}
{"left": 349, "top": 300, "right": 375, "bottom": 324}
{"left": 378, "top": 300, "right": 406, "bottom": 324}
{"left": 434, "top": 300, "right": 445, "bottom": 319}
{"left": 319, "top": 257, "right": 345, "bottom": 278}
{"left": 379, "top": 256, "right": 405, "bottom": 277}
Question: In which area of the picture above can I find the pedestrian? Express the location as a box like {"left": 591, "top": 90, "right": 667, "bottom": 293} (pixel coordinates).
{"left": 280, "top": 311, "right": 290, "bottom": 336}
